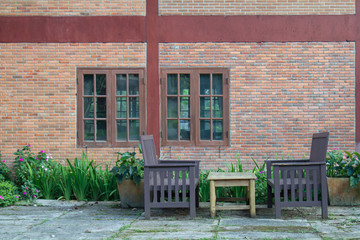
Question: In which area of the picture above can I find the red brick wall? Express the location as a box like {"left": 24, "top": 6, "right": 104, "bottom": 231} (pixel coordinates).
{"left": 159, "top": 0, "right": 355, "bottom": 15}
{"left": 0, "top": 43, "right": 146, "bottom": 166}
{"left": 0, "top": 0, "right": 146, "bottom": 16}
{"left": 160, "top": 42, "right": 355, "bottom": 170}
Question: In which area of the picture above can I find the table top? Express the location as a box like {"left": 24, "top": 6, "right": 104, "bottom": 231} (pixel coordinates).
{"left": 207, "top": 172, "right": 256, "bottom": 180}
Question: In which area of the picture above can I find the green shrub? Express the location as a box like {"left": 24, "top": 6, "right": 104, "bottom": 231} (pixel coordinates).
{"left": 0, "top": 181, "right": 19, "bottom": 207}
{"left": 19, "top": 180, "right": 41, "bottom": 202}
{"left": 0, "top": 155, "right": 12, "bottom": 182}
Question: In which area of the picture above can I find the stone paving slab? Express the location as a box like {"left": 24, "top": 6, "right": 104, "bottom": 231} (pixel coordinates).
{"left": 0, "top": 200, "right": 360, "bottom": 240}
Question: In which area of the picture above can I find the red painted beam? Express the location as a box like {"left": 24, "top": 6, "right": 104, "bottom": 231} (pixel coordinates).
{"left": 160, "top": 15, "right": 357, "bottom": 42}
{"left": 0, "top": 16, "right": 146, "bottom": 43}
{"left": 146, "top": 0, "right": 160, "bottom": 155}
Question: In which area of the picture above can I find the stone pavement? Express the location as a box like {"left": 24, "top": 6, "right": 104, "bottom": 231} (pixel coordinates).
{"left": 0, "top": 200, "right": 360, "bottom": 240}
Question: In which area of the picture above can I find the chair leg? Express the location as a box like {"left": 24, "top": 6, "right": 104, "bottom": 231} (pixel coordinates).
{"left": 190, "top": 189, "right": 196, "bottom": 219}
{"left": 196, "top": 185, "right": 199, "bottom": 208}
{"left": 144, "top": 189, "right": 151, "bottom": 220}
{"left": 267, "top": 184, "right": 273, "bottom": 208}
{"left": 274, "top": 187, "right": 281, "bottom": 218}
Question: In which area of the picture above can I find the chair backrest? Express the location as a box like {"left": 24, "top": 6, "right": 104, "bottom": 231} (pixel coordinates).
{"left": 139, "top": 135, "right": 159, "bottom": 165}
{"left": 309, "top": 132, "right": 329, "bottom": 162}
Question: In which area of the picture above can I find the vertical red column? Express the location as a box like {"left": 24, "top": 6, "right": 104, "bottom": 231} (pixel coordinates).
{"left": 146, "top": 0, "right": 160, "bottom": 155}
{"left": 356, "top": 0, "right": 360, "bottom": 151}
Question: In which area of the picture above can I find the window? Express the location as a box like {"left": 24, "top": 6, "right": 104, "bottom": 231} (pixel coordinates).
{"left": 77, "top": 68, "right": 145, "bottom": 147}
{"left": 161, "top": 68, "right": 229, "bottom": 147}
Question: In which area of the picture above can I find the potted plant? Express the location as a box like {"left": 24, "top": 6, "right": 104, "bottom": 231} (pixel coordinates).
{"left": 111, "top": 150, "right": 144, "bottom": 208}
{"left": 326, "top": 149, "right": 360, "bottom": 206}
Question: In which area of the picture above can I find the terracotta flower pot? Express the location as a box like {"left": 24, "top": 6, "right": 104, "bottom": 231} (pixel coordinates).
{"left": 327, "top": 177, "right": 360, "bottom": 206}
{"left": 117, "top": 179, "right": 144, "bottom": 208}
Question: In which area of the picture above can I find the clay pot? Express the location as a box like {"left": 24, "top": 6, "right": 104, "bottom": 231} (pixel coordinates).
{"left": 117, "top": 179, "right": 144, "bottom": 208}
{"left": 327, "top": 177, "right": 360, "bottom": 206}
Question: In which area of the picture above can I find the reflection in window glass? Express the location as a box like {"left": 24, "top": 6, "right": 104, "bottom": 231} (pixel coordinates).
{"left": 200, "top": 74, "right": 210, "bottom": 95}
{"left": 96, "top": 74, "right": 106, "bottom": 95}
{"left": 212, "top": 74, "right": 223, "bottom": 95}
{"left": 167, "top": 97, "right": 178, "bottom": 118}
{"left": 84, "top": 120, "right": 94, "bottom": 141}
{"left": 180, "top": 120, "right": 190, "bottom": 140}
{"left": 117, "top": 120, "right": 127, "bottom": 141}
{"left": 129, "top": 120, "right": 139, "bottom": 140}
{"left": 167, "top": 120, "right": 178, "bottom": 140}
{"left": 167, "top": 74, "right": 178, "bottom": 95}
{"left": 96, "top": 98, "right": 106, "bottom": 118}
{"left": 84, "top": 75, "right": 94, "bottom": 95}
{"left": 96, "top": 120, "right": 107, "bottom": 141}
{"left": 180, "top": 74, "right": 190, "bottom": 95}
{"left": 129, "top": 74, "right": 139, "bottom": 95}
{"left": 84, "top": 98, "right": 94, "bottom": 118}
{"left": 200, "top": 120, "right": 211, "bottom": 140}
{"left": 213, "top": 120, "right": 223, "bottom": 140}
{"left": 116, "top": 74, "right": 127, "bottom": 96}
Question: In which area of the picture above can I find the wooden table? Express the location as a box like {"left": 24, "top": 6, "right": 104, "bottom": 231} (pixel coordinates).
{"left": 207, "top": 172, "right": 256, "bottom": 218}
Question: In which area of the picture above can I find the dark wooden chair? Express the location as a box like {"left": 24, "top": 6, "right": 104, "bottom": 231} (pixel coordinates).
{"left": 266, "top": 132, "right": 329, "bottom": 218}
{"left": 139, "top": 135, "right": 200, "bottom": 219}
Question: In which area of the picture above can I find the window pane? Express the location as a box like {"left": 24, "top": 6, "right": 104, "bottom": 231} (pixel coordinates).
{"left": 212, "top": 74, "right": 223, "bottom": 95}
{"left": 200, "top": 120, "right": 211, "bottom": 140}
{"left": 129, "top": 74, "right": 139, "bottom": 95}
{"left": 167, "top": 97, "right": 178, "bottom": 118}
{"left": 84, "top": 98, "right": 94, "bottom": 118}
{"left": 167, "top": 74, "right": 178, "bottom": 95}
{"left": 200, "top": 97, "right": 211, "bottom": 118}
{"left": 167, "top": 120, "right": 178, "bottom": 140}
{"left": 84, "top": 120, "right": 94, "bottom": 141}
{"left": 200, "top": 74, "right": 210, "bottom": 95}
{"left": 96, "top": 98, "right": 106, "bottom": 118}
{"left": 180, "top": 74, "right": 190, "bottom": 95}
{"left": 213, "top": 120, "right": 223, "bottom": 140}
{"left": 129, "top": 120, "right": 139, "bottom": 140}
{"left": 129, "top": 97, "right": 139, "bottom": 118}
{"left": 180, "top": 120, "right": 190, "bottom": 140}
{"left": 84, "top": 74, "right": 94, "bottom": 95}
{"left": 116, "top": 74, "right": 127, "bottom": 96}
{"left": 116, "top": 97, "right": 127, "bottom": 118}
{"left": 96, "top": 74, "right": 106, "bottom": 95}
{"left": 212, "top": 97, "right": 223, "bottom": 118}
{"left": 180, "top": 97, "right": 190, "bottom": 118}
{"left": 96, "top": 120, "right": 106, "bottom": 141}
{"left": 117, "top": 120, "right": 127, "bottom": 141}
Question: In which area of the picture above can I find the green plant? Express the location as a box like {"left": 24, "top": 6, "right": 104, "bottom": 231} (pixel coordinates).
{"left": 111, "top": 150, "right": 144, "bottom": 185}
{"left": 0, "top": 153, "right": 11, "bottom": 182}
{"left": 66, "top": 152, "right": 93, "bottom": 201}
{"left": 57, "top": 163, "right": 73, "bottom": 200}
{"left": 0, "top": 181, "right": 19, "bottom": 207}
{"left": 19, "top": 180, "right": 41, "bottom": 202}
{"left": 326, "top": 149, "right": 360, "bottom": 187}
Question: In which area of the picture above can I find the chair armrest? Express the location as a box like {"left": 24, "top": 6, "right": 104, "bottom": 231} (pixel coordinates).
{"left": 273, "top": 161, "right": 325, "bottom": 167}
{"left": 266, "top": 159, "right": 310, "bottom": 179}
{"left": 265, "top": 159, "right": 310, "bottom": 164}
{"left": 145, "top": 163, "right": 196, "bottom": 168}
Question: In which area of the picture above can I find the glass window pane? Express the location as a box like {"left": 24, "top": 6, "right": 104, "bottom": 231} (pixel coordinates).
{"left": 213, "top": 120, "right": 223, "bottom": 140}
{"left": 129, "top": 120, "right": 139, "bottom": 140}
{"left": 96, "top": 98, "right": 106, "bottom": 118}
{"left": 96, "top": 120, "right": 107, "bottom": 141}
{"left": 212, "top": 97, "right": 223, "bottom": 118}
{"left": 200, "top": 74, "right": 210, "bottom": 95}
{"left": 117, "top": 120, "right": 127, "bottom": 141}
{"left": 180, "top": 97, "right": 190, "bottom": 118}
{"left": 129, "top": 97, "right": 139, "bottom": 118}
{"left": 180, "top": 120, "right": 190, "bottom": 140}
{"left": 96, "top": 74, "right": 106, "bottom": 95}
{"left": 84, "top": 120, "right": 94, "bottom": 141}
{"left": 180, "top": 74, "right": 190, "bottom": 95}
{"left": 84, "top": 74, "right": 94, "bottom": 95}
{"left": 167, "top": 97, "right": 178, "bottom": 118}
{"left": 116, "top": 74, "right": 127, "bottom": 96}
{"left": 116, "top": 97, "right": 127, "bottom": 118}
{"left": 167, "top": 120, "right": 178, "bottom": 140}
{"left": 200, "top": 97, "right": 211, "bottom": 118}
{"left": 212, "top": 74, "right": 223, "bottom": 95}
{"left": 167, "top": 74, "right": 178, "bottom": 95}
{"left": 129, "top": 74, "right": 139, "bottom": 95}
{"left": 84, "top": 98, "right": 94, "bottom": 118}
{"left": 200, "top": 120, "right": 211, "bottom": 140}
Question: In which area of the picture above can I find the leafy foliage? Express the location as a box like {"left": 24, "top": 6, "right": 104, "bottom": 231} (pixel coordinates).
{"left": 0, "top": 153, "right": 11, "bottom": 182}
{"left": 326, "top": 149, "right": 360, "bottom": 187}
{"left": 0, "top": 181, "right": 19, "bottom": 207}
{"left": 111, "top": 150, "right": 144, "bottom": 186}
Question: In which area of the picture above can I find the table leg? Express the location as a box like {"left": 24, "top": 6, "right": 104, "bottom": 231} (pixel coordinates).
{"left": 249, "top": 179, "right": 256, "bottom": 217}
{"left": 210, "top": 180, "right": 216, "bottom": 218}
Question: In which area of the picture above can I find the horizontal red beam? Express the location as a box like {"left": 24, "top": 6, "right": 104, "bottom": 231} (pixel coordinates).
{"left": 0, "top": 16, "right": 146, "bottom": 43}
{"left": 160, "top": 15, "right": 358, "bottom": 42}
